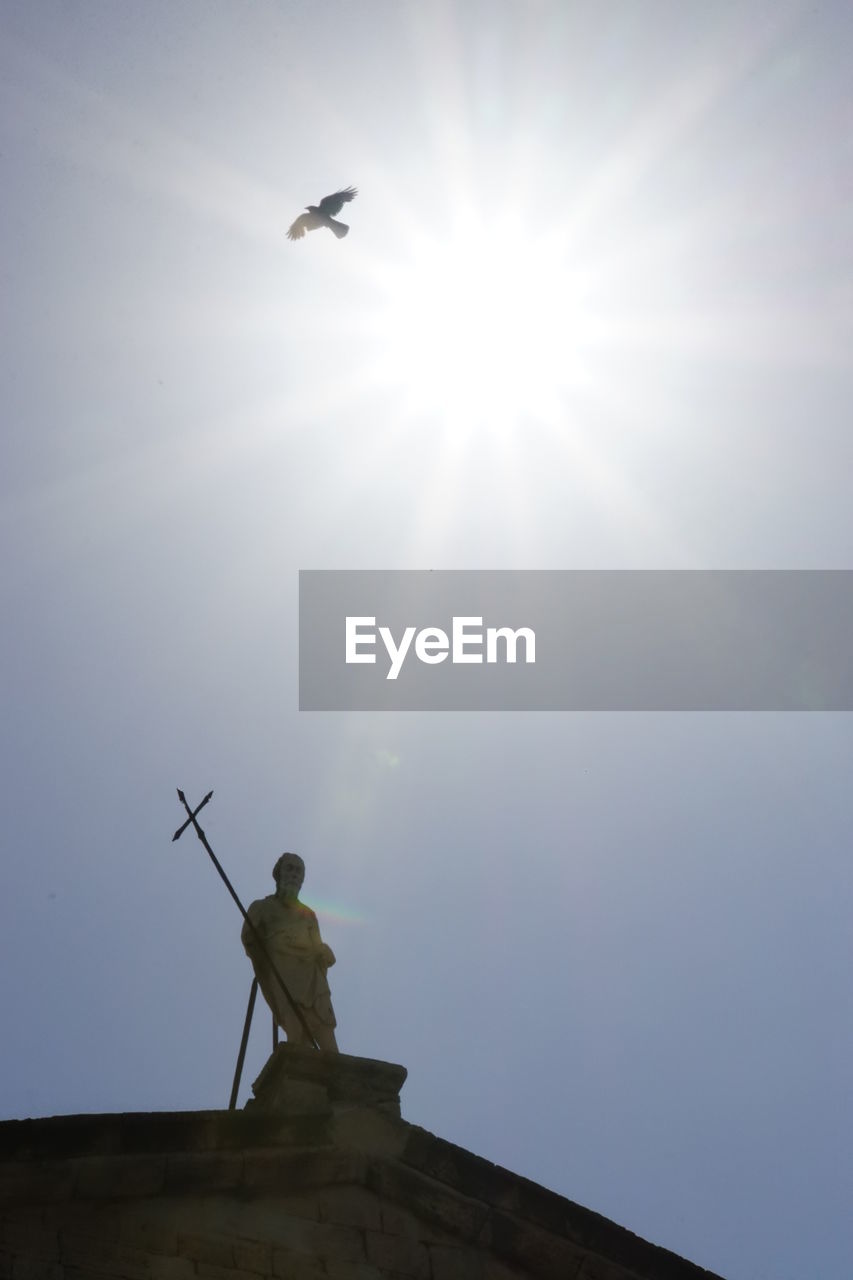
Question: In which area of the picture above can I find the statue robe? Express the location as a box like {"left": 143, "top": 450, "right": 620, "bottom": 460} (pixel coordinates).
{"left": 241, "top": 894, "right": 337, "bottom": 1039}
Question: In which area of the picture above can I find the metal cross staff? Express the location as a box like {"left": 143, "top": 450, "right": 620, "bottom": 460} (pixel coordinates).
{"left": 171, "top": 789, "right": 320, "bottom": 1087}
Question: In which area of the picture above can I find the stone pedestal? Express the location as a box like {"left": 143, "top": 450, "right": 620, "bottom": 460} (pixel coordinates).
{"left": 248, "top": 1044, "right": 408, "bottom": 1119}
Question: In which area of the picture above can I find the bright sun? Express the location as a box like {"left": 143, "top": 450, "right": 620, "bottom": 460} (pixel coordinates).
{"left": 365, "top": 214, "right": 582, "bottom": 432}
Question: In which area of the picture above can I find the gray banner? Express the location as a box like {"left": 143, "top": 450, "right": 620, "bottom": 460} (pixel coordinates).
{"left": 298, "top": 570, "right": 853, "bottom": 710}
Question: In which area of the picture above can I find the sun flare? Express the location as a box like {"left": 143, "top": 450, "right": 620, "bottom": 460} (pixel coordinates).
{"left": 365, "top": 216, "right": 582, "bottom": 432}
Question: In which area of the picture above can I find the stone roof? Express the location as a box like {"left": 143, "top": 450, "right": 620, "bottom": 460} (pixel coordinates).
{"left": 0, "top": 1048, "right": 725, "bottom": 1280}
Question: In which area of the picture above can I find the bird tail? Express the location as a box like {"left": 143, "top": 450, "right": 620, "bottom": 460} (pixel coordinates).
{"left": 328, "top": 218, "right": 349, "bottom": 239}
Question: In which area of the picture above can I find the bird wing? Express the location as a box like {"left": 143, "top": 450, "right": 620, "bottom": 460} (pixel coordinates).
{"left": 287, "top": 213, "right": 312, "bottom": 240}
{"left": 317, "top": 186, "right": 358, "bottom": 217}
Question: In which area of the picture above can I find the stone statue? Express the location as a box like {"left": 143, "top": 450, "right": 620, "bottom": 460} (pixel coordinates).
{"left": 241, "top": 852, "right": 339, "bottom": 1052}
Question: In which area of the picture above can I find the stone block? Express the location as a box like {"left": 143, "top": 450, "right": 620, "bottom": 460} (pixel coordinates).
{"left": 232, "top": 1238, "right": 273, "bottom": 1273}
{"left": 284, "top": 1218, "right": 366, "bottom": 1264}
{"left": 46, "top": 1202, "right": 120, "bottom": 1241}
{"left": 64, "top": 1268, "right": 120, "bottom": 1280}
{"left": 73, "top": 1155, "right": 165, "bottom": 1200}
{"left": 10, "top": 1260, "right": 64, "bottom": 1280}
{"left": 155, "top": 1195, "right": 246, "bottom": 1242}
{"left": 401, "top": 1130, "right": 519, "bottom": 1215}
{"left": 487, "top": 1211, "right": 585, "bottom": 1280}
{"left": 117, "top": 1114, "right": 219, "bottom": 1157}
{"left": 575, "top": 1255, "right": 638, "bottom": 1280}
{"left": 561, "top": 1207, "right": 619, "bottom": 1258}
{"left": 513, "top": 1181, "right": 575, "bottom": 1239}
{"left": 214, "top": 1208, "right": 364, "bottom": 1263}
{"left": 58, "top": 1235, "right": 152, "bottom": 1280}
{"left": 195, "top": 1197, "right": 321, "bottom": 1247}
{"left": 564, "top": 1210, "right": 690, "bottom": 1280}
{"left": 0, "top": 1163, "right": 73, "bottom": 1207}
{"left": 59, "top": 1217, "right": 130, "bottom": 1259}
{"left": 177, "top": 1231, "right": 234, "bottom": 1267}
{"left": 197, "top": 1265, "right": 268, "bottom": 1280}
{"left": 379, "top": 1203, "right": 416, "bottom": 1238}
{"left": 164, "top": 1152, "right": 243, "bottom": 1195}
{"left": 252, "top": 1047, "right": 407, "bottom": 1113}
{"left": 319, "top": 1186, "right": 382, "bottom": 1232}
{"left": 378, "top": 1201, "right": 454, "bottom": 1245}
{"left": 273, "top": 1195, "right": 322, "bottom": 1223}
{"left": 365, "top": 1230, "right": 429, "bottom": 1279}
{"left": 323, "top": 1263, "right": 385, "bottom": 1280}
{"left": 1, "top": 1214, "right": 58, "bottom": 1257}
{"left": 272, "top": 1248, "right": 327, "bottom": 1280}
{"left": 241, "top": 1149, "right": 313, "bottom": 1193}
{"left": 367, "top": 1163, "right": 489, "bottom": 1245}
{"left": 429, "top": 1244, "right": 485, "bottom": 1280}
{"left": 241, "top": 1147, "right": 364, "bottom": 1195}
{"left": 147, "top": 1259, "right": 196, "bottom": 1280}
{"left": 332, "top": 1109, "right": 406, "bottom": 1160}
{"left": 119, "top": 1212, "right": 178, "bottom": 1255}
{"left": 481, "top": 1258, "right": 534, "bottom": 1280}
{"left": 252, "top": 1076, "right": 331, "bottom": 1118}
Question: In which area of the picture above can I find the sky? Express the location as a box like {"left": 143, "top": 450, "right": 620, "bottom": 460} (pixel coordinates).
{"left": 1, "top": 2, "right": 852, "bottom": 1277}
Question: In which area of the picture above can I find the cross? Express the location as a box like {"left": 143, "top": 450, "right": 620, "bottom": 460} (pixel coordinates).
{"left": 170, "top": 788, "right": 320, "bottom": 1056}
{"left": 171, "top": 789, "right": 213, "bottom": 843}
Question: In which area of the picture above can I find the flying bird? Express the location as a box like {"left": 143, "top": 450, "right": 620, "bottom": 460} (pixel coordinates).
{"left": 287, "top": 186, "right": 358, "bottom": 241}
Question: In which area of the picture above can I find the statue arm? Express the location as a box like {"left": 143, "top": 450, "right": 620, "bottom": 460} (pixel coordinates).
{"left": 307, "top": 912, "right": 335, "bottom": 968}
{"left": 241, "top": 900, "right": 267, "bottom": 958}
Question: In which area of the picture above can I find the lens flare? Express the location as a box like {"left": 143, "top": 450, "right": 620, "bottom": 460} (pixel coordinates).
{"left": 365, "top": 215, "right": 581, "bottom": 431}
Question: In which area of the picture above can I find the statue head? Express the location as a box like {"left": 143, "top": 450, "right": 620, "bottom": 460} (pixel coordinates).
{"left": 273, "top": 851, "right": 305, "bottom": 901}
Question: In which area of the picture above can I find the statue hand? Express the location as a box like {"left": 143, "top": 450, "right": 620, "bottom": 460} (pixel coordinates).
{"left": 318, "top": 943, "right": 336, "bottom": 968}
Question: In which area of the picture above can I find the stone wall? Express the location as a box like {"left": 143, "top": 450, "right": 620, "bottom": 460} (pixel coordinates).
{"left": 0, "top": 1052, "right": 724, "bottom": 1280}
{"left": 1, "top": 1137, "right": 530, "bottom": 1280}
